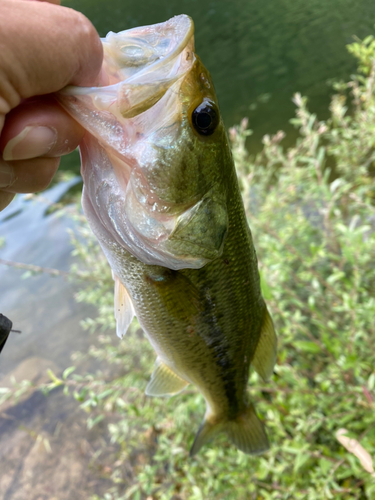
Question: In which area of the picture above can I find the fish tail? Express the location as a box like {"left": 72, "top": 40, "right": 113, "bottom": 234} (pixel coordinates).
{"left": 189, "top": 404, "right": 269, "bottom": 457}
{"left": 189, "top": 417, "right": 222, "bottom": 457}
{"left": 225, "top": 404, "right": 269, "bottom": 455}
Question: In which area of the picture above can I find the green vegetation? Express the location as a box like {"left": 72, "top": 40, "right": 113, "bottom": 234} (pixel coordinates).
{"left": 3, "top": 35, "right": 375, "bottom": 499}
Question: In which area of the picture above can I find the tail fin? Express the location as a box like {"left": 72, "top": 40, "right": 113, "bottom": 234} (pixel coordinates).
{"left": 189, "top": 404, "right": 269, "bottom": 456}
{"left": 190, "top": 418, "right": 223, "bottom": 457}
{"left": 226, "top": 404, "right": 269, "bottom": 455}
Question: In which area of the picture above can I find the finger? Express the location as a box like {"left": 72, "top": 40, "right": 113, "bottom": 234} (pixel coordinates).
{"left": 0, "top": 96, "right": 85, "bottom": 161}
{"left": 0, "top": 191, "right": 15, "bottom": 212}
{"left": 22, "top": 0, "right": 61, "bottom": 4}
{"left": 35, "top": 0, "right": 61, "bottom": 4}
{"left": 0, "top": 0, "right": 103, "bottom": 110}
{"left": 0, "top": 157, "right": 60, "bottom": 194}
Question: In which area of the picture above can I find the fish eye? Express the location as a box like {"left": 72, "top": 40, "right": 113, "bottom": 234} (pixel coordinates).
{"left": 192, "top": 100, "right": 219, "bottom": 136}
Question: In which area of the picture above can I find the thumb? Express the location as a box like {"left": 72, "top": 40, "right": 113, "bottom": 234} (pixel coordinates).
{"left": 0, "top": 0, "right": 103, "bottom": 113}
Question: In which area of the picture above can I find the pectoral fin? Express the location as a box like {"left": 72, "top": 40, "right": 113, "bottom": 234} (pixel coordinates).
{"left": 113, "top": 273, "right": 135, "bottom": 339}
{"left": 146, "top": 358, "right": 189, "bottom": 397}
{"left": 252, "top": 306, "right": 277, "bottom": 381}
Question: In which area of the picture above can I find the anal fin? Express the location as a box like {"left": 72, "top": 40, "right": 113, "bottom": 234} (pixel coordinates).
{"left": 252, "top": 306, "right": 277, "bottom": 381}
{"left": 113, "top": 273, "right": 134, "bottom": 339}
{"left": 146, "top": 358, "right": 189, "bottom": 397}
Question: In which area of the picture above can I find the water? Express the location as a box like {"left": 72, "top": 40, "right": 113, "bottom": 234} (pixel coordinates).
{"left": 0, "top": 179, "right": 93, "bottom": 378}
{"left": 0, "top": 182, "right": 113, "bottom": 499}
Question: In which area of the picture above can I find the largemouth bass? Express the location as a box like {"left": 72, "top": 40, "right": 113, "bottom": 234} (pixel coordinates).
{"left": 58, "top": 15, "right": 277, "bottom": 456}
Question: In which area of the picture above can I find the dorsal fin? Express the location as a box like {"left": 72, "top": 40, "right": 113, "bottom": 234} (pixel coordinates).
{"left": 113, "top": 273, "right": 135, "bottom": 339}
{"left": 252, "top": 306, "right": 277, "bottom": 381}
{"left": 146, "top": 358, "right": 189, "bottom": 397}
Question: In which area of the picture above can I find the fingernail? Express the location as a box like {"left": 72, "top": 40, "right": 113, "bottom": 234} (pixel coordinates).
{"left": 2, "top": 126, "right": 57, "bottom": 161}
{"left": 0, "top": 161, "right": 16, "bottom": 188}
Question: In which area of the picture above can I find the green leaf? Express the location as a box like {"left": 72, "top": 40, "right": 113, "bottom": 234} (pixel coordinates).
{"left": 294, "top": 341, "right": 321, "bottom": 353}
{"left": 62, "top": 366, "right": 76, "bottom": 380}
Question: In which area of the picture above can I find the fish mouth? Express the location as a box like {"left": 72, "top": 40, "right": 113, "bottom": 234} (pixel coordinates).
{"left": 102, "top": 15, "right": 195, "bottom": 83}
{"left": 59, "top": 15, "right": 195, "bottom": 124}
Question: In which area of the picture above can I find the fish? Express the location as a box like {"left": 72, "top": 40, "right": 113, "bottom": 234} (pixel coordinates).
{"left": 58, "top": 14, "right": 277, "bottom": 456}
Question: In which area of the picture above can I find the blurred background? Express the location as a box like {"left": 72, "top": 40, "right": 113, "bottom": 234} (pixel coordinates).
{"left": 1, "top": 1, "right": 375, "bottom": 499}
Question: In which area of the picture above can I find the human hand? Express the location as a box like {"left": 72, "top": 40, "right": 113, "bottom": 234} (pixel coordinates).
{"left": 0, "top": 0, "right": 103, "bottom": 211}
